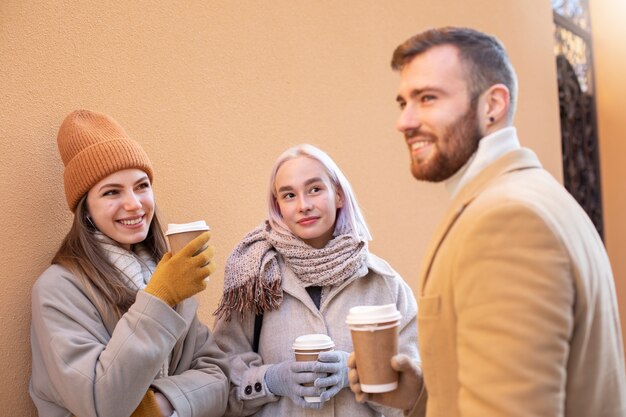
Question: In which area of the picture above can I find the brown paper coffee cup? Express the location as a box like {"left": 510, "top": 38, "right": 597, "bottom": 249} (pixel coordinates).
{"left": 346, "top": 304, "right": 402, "bottom": 393}
{"left": 294, "top": 348, "right": 334, "bottom": 362}
{"left": 292, "top": 334, "right": 335, "bottom": 403}
{"left": 165, "top": 221, "right": 210, "bottom": 255}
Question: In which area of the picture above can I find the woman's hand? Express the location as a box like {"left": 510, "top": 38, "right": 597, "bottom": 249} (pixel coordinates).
{"left": 128, "top": 389, "right": 174, "bottom": 417}
{"left": 265, "top": 359, "right": 324, "bottom": 408}
{"left": 145, "top": 231, "right": 216, "bottom": 306}
{"left": 315, "top": 350, "right": 350, "bottom": 402}
{"left": 154, "top": 391, "right": 175, "bottom": 416}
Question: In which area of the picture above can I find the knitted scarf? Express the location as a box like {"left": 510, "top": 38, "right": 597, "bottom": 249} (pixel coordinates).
{"left": 214, "top": 221, "right": 368, "bottom": 321}
{"left": 96, "top": 233, "right": 169, "bottom": 377}
{"left": 95, "top": 232, "right": 157, "bottom": 290}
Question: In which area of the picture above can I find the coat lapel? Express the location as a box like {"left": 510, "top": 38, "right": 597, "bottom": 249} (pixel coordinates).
{"left": 280, "top": 257, "right": 322, "bottom": 315}
{"left": 418, "top": 148, "right": 543, "bottom": 294}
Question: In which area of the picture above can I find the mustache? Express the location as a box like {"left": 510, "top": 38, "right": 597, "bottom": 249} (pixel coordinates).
{"left": 405, "top": 128, "right": 437, "bottom": 141}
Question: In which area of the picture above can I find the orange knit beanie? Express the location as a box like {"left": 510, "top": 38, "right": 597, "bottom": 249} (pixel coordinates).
{"left": 57, "top": 109, "right": 154, "bottom": 212}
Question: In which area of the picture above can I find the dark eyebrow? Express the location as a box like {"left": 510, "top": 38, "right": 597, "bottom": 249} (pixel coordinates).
{"left": 97, "top": 175, "right": 149, "bottom": 193}
{"left": 135, "top": 175, "right": 150, "bottom": 184}
{"left": 277, "top": 177, "right": 324, "bottom": 193}
{"left": 277, "top": 185, "right": 294, "bottom": 193}
{"left": 304, "top": 177, "right": 324, "bottom": 186}
{"left": 396, "top": 86, "right": 445, "bottom": 103}
{"left": 97, "top": 183, "right": 123, "bottom": 193}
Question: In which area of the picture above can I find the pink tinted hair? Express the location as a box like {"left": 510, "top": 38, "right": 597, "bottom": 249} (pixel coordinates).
{"left": 267, "top": 144, "right": 372, "bottom": 242}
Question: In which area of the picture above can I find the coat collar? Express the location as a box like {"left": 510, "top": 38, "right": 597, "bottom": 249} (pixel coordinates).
{"left": 417, "top": 148, "right": 543, "bottom": 295}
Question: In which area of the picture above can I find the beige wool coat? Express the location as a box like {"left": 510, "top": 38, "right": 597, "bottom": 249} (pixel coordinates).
{"left": 412, "top": 148, "right": 626, "bottom": 417}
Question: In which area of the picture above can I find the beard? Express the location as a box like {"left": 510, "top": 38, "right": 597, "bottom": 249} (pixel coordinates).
{"left": 410, "top": 101, "right": 483, "bottom": 182}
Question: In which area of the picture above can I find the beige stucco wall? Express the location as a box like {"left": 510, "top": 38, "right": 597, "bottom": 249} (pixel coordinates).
{"left": 591, "top": 0, "right": 626, "bottom": 349}
{"left": 0, "top": 1, "right": 560, "bottom": 413}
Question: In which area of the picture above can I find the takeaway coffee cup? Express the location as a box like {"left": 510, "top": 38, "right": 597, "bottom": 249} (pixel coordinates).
{"left": 292, "top": 334, "right": 335, "bottom": 403}
{"left": 346, "top": 304, "right": 402, "bottom": 393}
{"left": 165, "top": 221, "right": 210, "bottom": 256}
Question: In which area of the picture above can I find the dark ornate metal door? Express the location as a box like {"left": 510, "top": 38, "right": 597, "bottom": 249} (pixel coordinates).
{"left": 553, "top": 0, "right": 604, "bottom": 239}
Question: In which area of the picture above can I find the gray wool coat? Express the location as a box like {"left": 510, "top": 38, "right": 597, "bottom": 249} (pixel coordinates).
{"left": 30, "top": 264, "right": 230, "bottom": 417}
{"left": 213, "top": 252, "right": 419, "bottom": 417}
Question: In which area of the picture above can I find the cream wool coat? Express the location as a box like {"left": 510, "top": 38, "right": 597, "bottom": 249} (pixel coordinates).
{"left": 412, "top": 148, "right": 626, "bottom": 417}
{"left": 213, "top": 252, "right": 419, "bottom": 417}
{"left": 30, "top": 264, "right": 230, "bottom": 417}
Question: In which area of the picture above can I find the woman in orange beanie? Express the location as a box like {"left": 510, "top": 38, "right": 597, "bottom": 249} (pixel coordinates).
{"left": 29, "top": 110, "right": 229, "bottom": 417}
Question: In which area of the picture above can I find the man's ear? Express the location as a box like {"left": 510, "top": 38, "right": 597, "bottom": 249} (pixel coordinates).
{"left": 481, "top": 83, "right": 510, "bottom": 127}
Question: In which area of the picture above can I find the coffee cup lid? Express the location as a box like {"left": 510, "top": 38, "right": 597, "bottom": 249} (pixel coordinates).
{"left": 292, "top": 334, "right": 335, "bottom": 351}
{"left": 345, "top": 304, "right": 402, "bottom": 325}
{"left": 165, "top": 221, "right": 210, "bottom": 235}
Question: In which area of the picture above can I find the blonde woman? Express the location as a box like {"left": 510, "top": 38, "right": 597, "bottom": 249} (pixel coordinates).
{"left": 213, "top": 144, "right": 419, "bottom": 416}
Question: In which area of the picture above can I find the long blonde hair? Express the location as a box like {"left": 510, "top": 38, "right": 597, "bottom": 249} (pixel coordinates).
{"left": 52, "top": 195, "right": 167, "bottom": 319}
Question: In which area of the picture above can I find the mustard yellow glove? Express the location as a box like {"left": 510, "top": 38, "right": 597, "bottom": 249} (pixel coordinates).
{"left": 130, "top": 389, "right": 161, "bottom": 417}
{"left": 145, "top": 231, "right": 216, "bottom": 306}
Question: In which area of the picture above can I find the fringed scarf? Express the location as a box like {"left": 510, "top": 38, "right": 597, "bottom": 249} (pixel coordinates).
{"left": 214, "top": 221, "right": 368, "bottom": 321}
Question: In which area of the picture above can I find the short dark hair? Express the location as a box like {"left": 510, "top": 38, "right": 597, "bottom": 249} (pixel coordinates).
{"left": 391, "top": 27, "right": 518, "bottom": 120}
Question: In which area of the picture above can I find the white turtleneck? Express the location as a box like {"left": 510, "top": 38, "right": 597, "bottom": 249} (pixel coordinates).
{"left": 445, "top": 127, "right": 521, "bottom": 198}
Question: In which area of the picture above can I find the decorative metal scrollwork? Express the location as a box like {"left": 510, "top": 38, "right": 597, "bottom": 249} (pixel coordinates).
{"left": 553, "top": 0, "right": 604, "bottom": 239}
{"left": 556, "top": 55, "right": 603, "bottom": 238}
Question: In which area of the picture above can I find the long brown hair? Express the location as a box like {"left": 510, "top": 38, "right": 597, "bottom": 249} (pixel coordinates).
{"left": 52, "top": 195, "right": 168, "bottom": 319}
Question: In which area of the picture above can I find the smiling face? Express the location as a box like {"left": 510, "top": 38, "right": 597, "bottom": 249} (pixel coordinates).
{"left": 274, "top": 156, "right": 343, "bottom": 249}
{"left": 395, "top": 44, "right": 484, "bottom": 182}
{"left": 86, "top": 168, "right": 154, "bottom": 249}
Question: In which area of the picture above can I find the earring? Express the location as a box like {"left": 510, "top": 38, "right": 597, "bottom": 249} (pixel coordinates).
{"left": 86, "top": 215, "right": 96, "bottom": 229}
{"left": 489, "top": 116, "right": 495, "bottom": 123}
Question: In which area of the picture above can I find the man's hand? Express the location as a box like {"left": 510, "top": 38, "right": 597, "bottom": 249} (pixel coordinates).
{"left": 348, "top": 352, "right": 424, "bottom": 411}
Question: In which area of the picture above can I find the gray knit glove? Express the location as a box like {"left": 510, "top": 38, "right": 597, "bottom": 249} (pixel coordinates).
{"left": 265, "top": 359, "right": 323, "bottom": 408}
{"left": 315, "top": 350, "right": 350, "bottom": 402}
